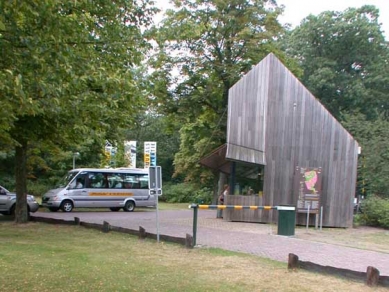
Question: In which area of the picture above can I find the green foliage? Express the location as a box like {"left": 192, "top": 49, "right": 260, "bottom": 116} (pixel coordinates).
{"left": 0, "top": 173, "right": 15, "bottom": 191}
{"left": 26, "top": 180, "right": 50, "bottom": 198}
{"left": 173, "top": 121, "right": 219, "bottom": 184}
{"left": 352, "top": 214, "right": 365, "bottom": 228}
{"left": 0, "top": 0, "right": 158, "bottom": 222}
{"left": 342, "top": 112, "right": 389, "bottom": 197}
{"left": 161, "top": 182, "right": 212, "bottom": 204}
{"left": 284, "top": 5, "right": 389, "bottom": 120}
{"left": 359, "top": 196, "right": 389, "bottom": 228}
{"left": 284, "top": 5, "right": 389, "bottom": 201}
{"left": 149, "top": 0, "right": 293, "bottom": 183}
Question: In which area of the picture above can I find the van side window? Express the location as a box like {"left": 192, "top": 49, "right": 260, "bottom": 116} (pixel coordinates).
{"left": 107, "top": 173, "right": 124, "bottom": 189}
{"left": 120, "top": 174, "right": 149, "bottom": 189}
{"left": 138, "top": 174, "right": 149, "bottom": 189}
{"left": 87, "top": 172, "right": 107, "bottom": 188}
{"left": 69, "top": 173, "right": 87, "bottom": 189}
{"left": 122, "top": 174, "right": 133, "bottom": 189}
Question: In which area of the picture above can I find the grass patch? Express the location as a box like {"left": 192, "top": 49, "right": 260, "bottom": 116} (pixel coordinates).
{"left": 295, "top": 226, "right": 389, "bottom": 254}
{"left": 0, "top": 222, "right": 386, "bottom": 292}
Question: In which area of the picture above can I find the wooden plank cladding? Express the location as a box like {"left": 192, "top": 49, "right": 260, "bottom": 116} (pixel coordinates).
{"left": 226, "top": 53, "right": 359, "bottom": 228}
{"left": 224, "top": 195, "right": 273, "bottom": 223}
{"left": 227, "top": 54, "right": 269, "bottom": 165}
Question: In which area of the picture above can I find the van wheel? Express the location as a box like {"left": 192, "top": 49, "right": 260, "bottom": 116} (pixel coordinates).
{"left": 48, "top": 207, "right": 59, "bottom": 212}
{"left": 109, "top": 207, "right": 121, "bottom": 212}
{"left": 123, "top": 201, "right": 135, "bottom": 212}
{"left": 61, "top": 200, "right": 74, "bottom": 212}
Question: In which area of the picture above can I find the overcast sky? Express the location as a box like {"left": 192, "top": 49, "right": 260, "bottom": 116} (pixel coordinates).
{"left": 155, "top": 0, "right": 388, "bottom": 39}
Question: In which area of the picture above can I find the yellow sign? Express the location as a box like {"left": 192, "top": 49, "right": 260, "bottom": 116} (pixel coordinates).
{"left": 89, "top": 192, "right": 133, "bottom": 197}
{"left": 144, "top": 154, "right": 150, "bottom": 161}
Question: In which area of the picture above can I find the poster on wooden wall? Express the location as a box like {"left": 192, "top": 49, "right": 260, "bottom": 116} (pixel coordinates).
{"left": 294, "top": 167, "right": 322, "bottom": 214}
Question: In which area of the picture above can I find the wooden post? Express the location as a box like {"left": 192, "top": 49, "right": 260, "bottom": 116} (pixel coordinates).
{"left": 185, "top": 233, "right": 194, "bottom": 249}
{"left": 139, "top": 226, "right": 146, "bottom": 240}
{"left": 74, "top": 217, "right": 80, "bottom": 226}
{"left": 366, "top": 266, "right": 380, "bottom": 287}
{"left": 189, "top": 204, "right": 199, "bottom": 246}
{"left": 103, "top": 221, "right": 110, "bottom": 233}
{"left": 288, "top": 253, "right": 299, "bottom": 270}
{"left": 315, "top": 213, "right": 319, "bottom": 230}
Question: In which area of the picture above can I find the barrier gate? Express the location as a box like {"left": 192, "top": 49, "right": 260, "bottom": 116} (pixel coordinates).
{"left": 189, "top": 204, "right": 296, "bottom": 246}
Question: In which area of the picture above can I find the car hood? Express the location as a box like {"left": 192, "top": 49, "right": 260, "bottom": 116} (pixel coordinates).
{"left": 43, "top": 188, "right": 65, "bottom": 197}
{"left": 8, "top": 192, "right": 34, "bottom": 199}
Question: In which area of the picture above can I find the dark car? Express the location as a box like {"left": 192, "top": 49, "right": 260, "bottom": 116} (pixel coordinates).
{"left": 0, "top": 185, "right": 39, "bottom": 215}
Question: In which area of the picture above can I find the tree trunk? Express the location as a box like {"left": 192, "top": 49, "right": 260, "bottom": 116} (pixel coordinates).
{"left": 14, "top": 141, "right": 29, "bottom": 223}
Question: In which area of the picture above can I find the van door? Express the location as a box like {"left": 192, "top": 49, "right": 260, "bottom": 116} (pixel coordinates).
{"left": 86, "top": 172, "right": 111, "bottom": 208}
{"left": 123, "top": 173, "right": 154, "bottom": 207}
{"left": 67, "top": 172, "right": 89, "bottom": 207}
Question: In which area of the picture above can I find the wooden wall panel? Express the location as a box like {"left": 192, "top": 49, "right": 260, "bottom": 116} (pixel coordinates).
{"left": 226, "top": 57, "right": 269, "bottom": 165}
{"left": 226, "top": 53, "right": 359, "bottom": 227}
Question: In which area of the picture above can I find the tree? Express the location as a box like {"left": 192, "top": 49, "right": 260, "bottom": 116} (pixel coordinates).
{"left": 283, "top": 5, "right": 389, "bottom": 120}
{"left": 343, "top": 112, "right": 389, "bottom": 198}
{"left": 149, "top": 0, "right": 293, "bottom": 183}
{"left": 283, "top": 5, "right": 389, "bottom": 198}
{"left": 0, "top": 0, "right": 157, "bottom": 222}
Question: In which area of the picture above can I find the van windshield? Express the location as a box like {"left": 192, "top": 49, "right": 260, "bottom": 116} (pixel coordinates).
{"left": 56, "top": 171, "right": 79, "bottom": 188}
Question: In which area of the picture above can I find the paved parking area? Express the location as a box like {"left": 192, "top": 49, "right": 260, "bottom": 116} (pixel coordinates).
{"left": 32, "top": 209, "right": 389, "bottom": 276}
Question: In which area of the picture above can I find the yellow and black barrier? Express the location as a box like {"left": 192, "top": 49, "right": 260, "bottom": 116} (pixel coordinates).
{"left": 197, "top": 204, "right": 277, "bottom": 210}
{"left": 189, "top": 204, "right": 295, "bottom": 246}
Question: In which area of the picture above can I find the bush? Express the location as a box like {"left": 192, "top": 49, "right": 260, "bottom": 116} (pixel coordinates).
{"left": 161, "top": 183, "right": 213, "bottom": 204}
{"left": 360, "top": 195, "right": 389, "bottom": 228}
{"left": 353, "top": 214, "right": 366, "bottom": 227}
{"left": 1, "top": 173, "right": 57, "bottom": 198}
{"left": 27, "top": 180, "right": 52, "bottom": 197}
{"left": 0, "top": 174, "right": 15, "bottom": 191}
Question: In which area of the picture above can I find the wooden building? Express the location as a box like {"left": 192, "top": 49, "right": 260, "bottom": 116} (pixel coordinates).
{"left": 201, "top": 53, "right": 359, "bottom": 228}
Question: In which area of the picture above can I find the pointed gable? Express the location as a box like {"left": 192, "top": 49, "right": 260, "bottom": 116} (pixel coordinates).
{"left": 226, "top": 53, "right": 359, "bottom": 227}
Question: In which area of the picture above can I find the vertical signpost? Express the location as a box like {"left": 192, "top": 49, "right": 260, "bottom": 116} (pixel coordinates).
{"left": 144, "top": 142, "right": 157, "bottom": 168}
{"left": 124, "top": 141, "right": 137, "bottom": 168}
{"left": 149, "top": 166, "right": 162, "bottom": 242}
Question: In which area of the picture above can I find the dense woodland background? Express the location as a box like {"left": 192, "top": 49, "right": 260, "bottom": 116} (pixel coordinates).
{"left": 1, "top": 0, "right": 388, "bottom": 224}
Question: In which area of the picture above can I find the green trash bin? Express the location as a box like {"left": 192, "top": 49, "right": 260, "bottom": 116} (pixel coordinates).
{"left": 277, "top": 206, "right": 296, "bottom": 236}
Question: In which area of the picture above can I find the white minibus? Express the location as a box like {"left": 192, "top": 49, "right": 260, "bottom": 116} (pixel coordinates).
{"left": 41, "top": 168, "right": 156, "bottom": 212}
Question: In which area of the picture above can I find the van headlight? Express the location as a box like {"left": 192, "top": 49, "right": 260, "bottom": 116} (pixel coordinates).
{"left": 27, "top": 196, "right": 36, "bottom": 202}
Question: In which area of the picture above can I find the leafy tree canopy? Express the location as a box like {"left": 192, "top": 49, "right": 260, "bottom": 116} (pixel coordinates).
{"left": 149, "top": 0, "right": 298, "bottom": 183}
{"left": 0, "top": 0, "right": 157, "bottom": 222}
{"left": 284, "top": 5, "right": 389, "bottom": 198}
{"left": 343, "top": 112, "right": 389, "bottom": 198}
{"left": 283, "top": 5, "right": 389, "bottom": 120}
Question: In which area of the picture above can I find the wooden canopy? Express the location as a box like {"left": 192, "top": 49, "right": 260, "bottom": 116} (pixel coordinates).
{"left": 199, "top": 144, "right": 231, "bottom": 174}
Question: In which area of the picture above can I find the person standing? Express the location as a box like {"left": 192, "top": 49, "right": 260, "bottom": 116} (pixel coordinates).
{"left": 217, "top": 184, "right": 229, "bottom": 218}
